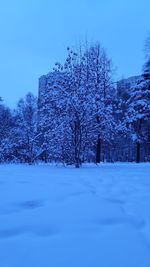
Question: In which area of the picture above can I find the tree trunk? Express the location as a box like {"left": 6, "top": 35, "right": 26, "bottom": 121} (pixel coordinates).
{"left": 74, "top": 119, "right": 81, "bottom": 168}
{"left": 96, "top": 136, "right": 101, "bottom": 163}
{"left": 136, "top": 142, "right": 141, "bottom": 163}
{"left": 44, "top": 150, "right": 48, "bottom": 163}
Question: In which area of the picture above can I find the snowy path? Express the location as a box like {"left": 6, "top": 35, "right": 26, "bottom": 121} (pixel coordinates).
{"left": 0, "top": 164, "right": 150, "bottom": 267}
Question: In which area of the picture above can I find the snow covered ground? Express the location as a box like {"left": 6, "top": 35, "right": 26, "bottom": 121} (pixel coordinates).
{"left": 0, "top": 163, "right": 150, "bottom": 267}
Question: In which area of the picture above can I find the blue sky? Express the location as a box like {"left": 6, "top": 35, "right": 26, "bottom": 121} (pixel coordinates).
{"left": 0, "top": 0, "right": 149, "bottom": 107}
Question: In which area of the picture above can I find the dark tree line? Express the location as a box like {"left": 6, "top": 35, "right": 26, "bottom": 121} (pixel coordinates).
{"left": 0, "top": 42, "right": 150, "bottom": 167}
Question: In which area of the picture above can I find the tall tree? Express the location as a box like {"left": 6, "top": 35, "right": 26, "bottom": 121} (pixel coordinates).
{"left": 12, "top": 93, "right": 39, "bottom": 163}
{"left": 126, "top": 59, "right": 150, "bottom": 163}
{"left": 38, "top": 43, "right": 115, "bottom": 167}
{"left": 0, "top": 98, "right": 14, "bottom": 162}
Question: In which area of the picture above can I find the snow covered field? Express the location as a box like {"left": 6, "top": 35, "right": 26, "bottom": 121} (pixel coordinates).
{"left": 0, "top": 163, "right": 150, "bottom": 267}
